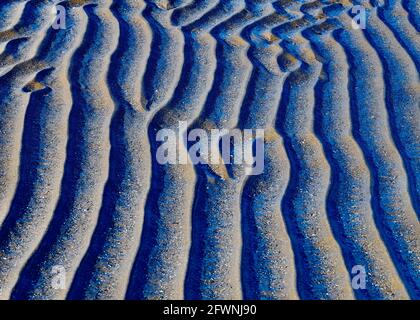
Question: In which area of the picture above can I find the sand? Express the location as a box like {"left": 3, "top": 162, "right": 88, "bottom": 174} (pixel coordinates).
{"left": 0, "top": 0, "right": 418, "bottom": 300}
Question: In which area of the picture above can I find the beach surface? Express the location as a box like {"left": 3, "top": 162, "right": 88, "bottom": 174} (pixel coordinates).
{"left": 0, "top": 0, "right": 418, "bottom": 300}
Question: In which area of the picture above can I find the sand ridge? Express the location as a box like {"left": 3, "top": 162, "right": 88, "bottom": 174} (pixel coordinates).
{"left": 0, "top": 0, "right": 418, "bottom": 300}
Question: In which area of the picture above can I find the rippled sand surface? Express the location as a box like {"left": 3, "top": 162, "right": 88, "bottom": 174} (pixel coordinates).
{"left": 0, "top": 0, "right": 418, "bottom": 300}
